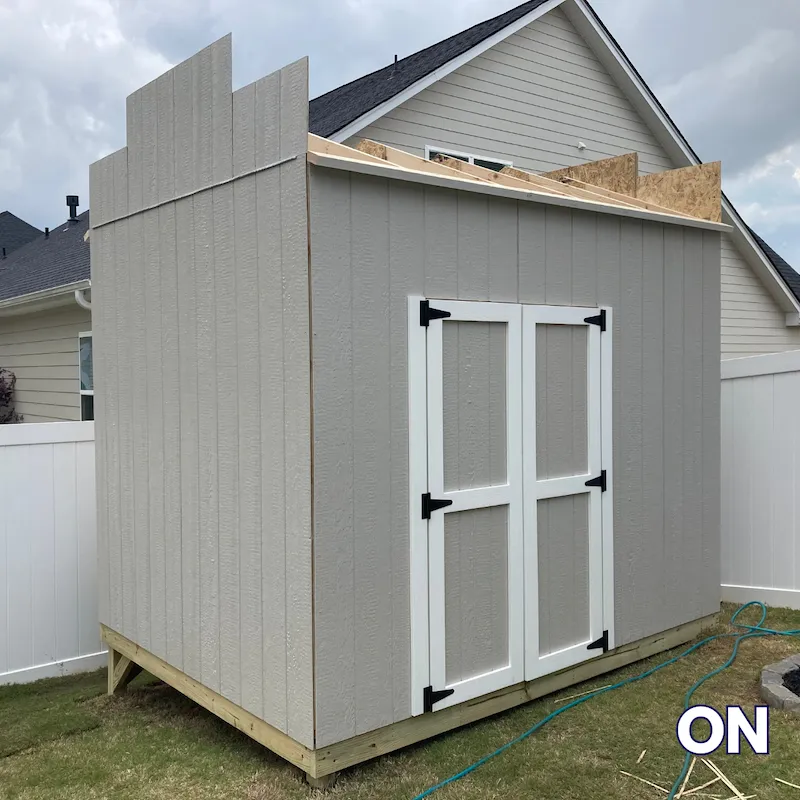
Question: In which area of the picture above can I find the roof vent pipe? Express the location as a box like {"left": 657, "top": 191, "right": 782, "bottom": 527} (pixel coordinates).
{"left": 44, "top": 227, "right": 49, "bottom": 239}
{"left": 66, "top": 195, "right": 79, "bottom": 222}
{"left": 1, "top": 247, "right": 5, "bottom": 259}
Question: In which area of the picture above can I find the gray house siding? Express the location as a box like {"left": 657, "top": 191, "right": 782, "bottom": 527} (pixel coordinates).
{"left": 0, "top": 305, "right": 91, "bottom": 422}
{"left": 350, "top": 6, "right": 798, "bottom": 358}
{"left": 308, "top": 165, "right": 721, "bottom": 747}
{"left": 91, "top": 41, "right": 315, "bottom": 748}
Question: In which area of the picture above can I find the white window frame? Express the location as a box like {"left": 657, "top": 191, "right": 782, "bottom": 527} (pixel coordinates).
{"left": 79, "top": 330, "right": 93, "bottom": 421}
{"left": 424, "top": 144, "right": 513, "bottom": 170}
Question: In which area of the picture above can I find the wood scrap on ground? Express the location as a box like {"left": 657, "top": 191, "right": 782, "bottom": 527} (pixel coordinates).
{"left": 775, "top": 776, "right": 800, "bottom": 789}
{"left": 620, "top": 753, "right": 754, "bottom": 799}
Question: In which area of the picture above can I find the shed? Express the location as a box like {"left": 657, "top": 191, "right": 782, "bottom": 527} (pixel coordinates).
{"left": 91, "top": 38, "right": 725, "bottom": 787}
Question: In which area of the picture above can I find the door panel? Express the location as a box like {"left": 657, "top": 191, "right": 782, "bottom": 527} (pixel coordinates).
{"left": 444, "top": 506, "right": 509, "bottom": 685}
{"left": 537, "top": 494, "right": 590, "bottom": 657}
{"left": 536, "top": 325, "right": 589, "bottom": 480}
{"left": 426, "top": 300, "right": 523, "bottom": 712}
{"left": 524, "top": 305, "right": 606, "bottom": 680}
{"left": 442, "top": 321, "right": 507, "bottom": 491}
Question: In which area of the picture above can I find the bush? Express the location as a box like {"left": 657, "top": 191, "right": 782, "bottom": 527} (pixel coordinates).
{"left": 0, "top": 368, "right": 22, "bottom": 423}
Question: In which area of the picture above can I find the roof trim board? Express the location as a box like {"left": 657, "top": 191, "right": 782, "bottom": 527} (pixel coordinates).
{"left": 328, "top": 0, "right": 565, "bottom": 144}
{"left": 307, "top": 149, "right": 731, "bottom": 233}
{"left": 322, "top": 0, "right": 800, "bottom": 321}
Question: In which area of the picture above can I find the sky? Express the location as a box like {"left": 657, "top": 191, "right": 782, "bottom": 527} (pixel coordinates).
{"left": 1, "top": 0, "right": 799, "bottom": 265}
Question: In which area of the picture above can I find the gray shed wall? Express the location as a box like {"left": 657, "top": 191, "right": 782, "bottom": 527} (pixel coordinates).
{"left": 308, "top": 165, "right": 721, "bottom": 747}
{"left": 91, "top": 41, "right": 315, "bottom": 747}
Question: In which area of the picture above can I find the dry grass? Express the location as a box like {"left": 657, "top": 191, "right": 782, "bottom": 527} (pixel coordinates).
{"left": 2, "top": 604, "right": 800, "bottom": 799}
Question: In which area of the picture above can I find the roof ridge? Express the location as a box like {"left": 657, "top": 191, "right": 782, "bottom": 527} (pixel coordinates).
{"left": 310, "top": 0, "right": 542, "bottom": 104}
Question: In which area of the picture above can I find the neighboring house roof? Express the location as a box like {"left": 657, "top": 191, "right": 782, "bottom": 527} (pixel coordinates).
{"left": 0, "top": 211, "right": 90, "bottom": 302}
{"left": 309, "top": 0, "right": 553, "bottom": 139}
{"left": 310, "top": 0, "right": 800, "bottom": 316}
{"left": 750, "top": 231, "right": 800, "bottom": 304}
{"left": 0, "top": 211, "right": 42, "bottom": 257}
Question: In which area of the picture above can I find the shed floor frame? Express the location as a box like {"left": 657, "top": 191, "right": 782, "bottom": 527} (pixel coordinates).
{"left": 101, "top": 612, "right": 716, "bottom": 783}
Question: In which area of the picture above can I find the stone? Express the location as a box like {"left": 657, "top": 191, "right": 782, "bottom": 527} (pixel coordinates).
{"left": 782, "top": 694, "right": 800, "bottom": 712}
{"left": 760, "top": 682, "right": 795, "bottom": 709}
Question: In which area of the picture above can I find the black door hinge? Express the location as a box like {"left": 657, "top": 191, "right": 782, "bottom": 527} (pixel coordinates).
{"left": 584, "top": 309, "right": 606, "bottom": 331}
{"left": 424, "top": 685, "right": 455, "bottom": 713}
{"left": 420, "top": 300, "right": 451, "bottom": 327}
{"left": 585, "top": 470, "right": 607, "bottom": 492}
{"left": 588, "top": 630, "right": 609, "bottom": 653}
{"left": 422, "top": 493, "right": 453, "bottom": 519}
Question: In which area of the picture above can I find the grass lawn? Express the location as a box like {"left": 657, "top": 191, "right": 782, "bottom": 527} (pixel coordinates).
{"left": 2, "top": 604, "right": 800, "bottom": 799}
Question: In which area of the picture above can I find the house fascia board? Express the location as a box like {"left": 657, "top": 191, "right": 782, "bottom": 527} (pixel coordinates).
{"left": 328, "top": 0, "right": 567, "bottom": 144}
{"left": 562, "top": 0, "right": 800, "bottom": 321}
{"left": 0, "top": 280, "right": 91, "bottom": 318}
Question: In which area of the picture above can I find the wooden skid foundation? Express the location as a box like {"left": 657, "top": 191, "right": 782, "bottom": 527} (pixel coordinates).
{"left": 101, "top": 612, "right": 716, "bottom": 782}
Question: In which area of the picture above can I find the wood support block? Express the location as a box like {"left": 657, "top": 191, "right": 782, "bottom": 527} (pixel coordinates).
{"left": 108, "top": 648, "right": 143, "bottom": 694}
{"left": 543, "top": 152, "right": 639, "bottom": 196}
{"left": 306, "top": 773, "right": 339, "bottom": 790}
{"left": 637, "top": 161, "right": 722, "bottom": 223}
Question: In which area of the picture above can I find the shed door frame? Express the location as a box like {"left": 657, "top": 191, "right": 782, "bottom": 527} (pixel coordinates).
{"left": 408, "top": 297, "right": 524, "bottom": 716}
{"left": 523, "top": 305, "right": 615, "bottom": 680}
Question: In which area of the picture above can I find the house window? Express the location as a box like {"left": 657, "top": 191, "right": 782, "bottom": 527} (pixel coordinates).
{"left": 426, "top": 145, "right": 512, "bottom": 173}
{"left": 79, "top": 332, "right": 94, "bottom": 422}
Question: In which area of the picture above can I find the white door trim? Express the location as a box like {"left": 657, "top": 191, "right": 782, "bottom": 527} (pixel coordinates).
{"left": 422, "top": 298, "right": 524, "bottom": 713}
{"left": 408, "top": 296, "right": 430, "bottom": 717}
{"left": 523, "top": 305, "right": 612, "bottom": 681}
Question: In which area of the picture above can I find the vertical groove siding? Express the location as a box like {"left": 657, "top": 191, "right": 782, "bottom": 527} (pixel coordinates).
{"left": 0, "top": 306, "right": 91, "bottom": 422}
{"left": 90, "top": 44, "right": 315, "bottom": 748}
{"left": 350, "top": 6, "right": 794, "bottom": 358}
{"left": 309, "top": 166, "right": 721, "bottom": 746}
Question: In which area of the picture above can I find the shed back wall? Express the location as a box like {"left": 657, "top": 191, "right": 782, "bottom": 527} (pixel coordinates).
{"left": 308, "top": 165, "right": 721, "bottom": 748}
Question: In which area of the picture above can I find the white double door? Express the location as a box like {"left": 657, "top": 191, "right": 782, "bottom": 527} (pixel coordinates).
{"left": 410, "top": 298, "right": 612, "bottom": 716}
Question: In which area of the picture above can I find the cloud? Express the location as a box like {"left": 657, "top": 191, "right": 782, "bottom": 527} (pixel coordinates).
{"left": 3, "top": 0, "right": 800, "bottom": 269}
{"left": 0, "top": 0, "right": 170, "bottom": 228}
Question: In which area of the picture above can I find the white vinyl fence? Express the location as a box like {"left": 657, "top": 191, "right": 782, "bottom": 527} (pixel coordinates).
{"left": 722, "top": 351, "right": 800, "bottom": 610}
{"left": 0, "top": 421, "right": 104, "bottom": 684}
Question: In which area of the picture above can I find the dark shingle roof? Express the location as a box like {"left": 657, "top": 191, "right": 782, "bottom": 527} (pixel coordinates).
{"left": 0, "top": 211, "right": 42, "bottom": 257}
{"left": 749, "top": 229, "right": 800, "bottom": 304}
{"left": 0, "top": 211, "right": 90, "bottom": 302}
{"left": 308, "top": 0, "right": 551, "bottom": 138}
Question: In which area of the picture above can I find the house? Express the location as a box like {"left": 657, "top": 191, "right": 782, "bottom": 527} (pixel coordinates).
{"left": 309, "top": 0, "right": 800, "bottom": 360}
{"left": 92, "top": 35, "right": 722, "bottom": 785}
{"left": 0, "top": 206, "right": 92, "bottom": 422}
{"left": 0, "top": 211, "right": 42, "bottom": 257}
{"left": 5, "top": 0, "right": 799, "bottom": 424}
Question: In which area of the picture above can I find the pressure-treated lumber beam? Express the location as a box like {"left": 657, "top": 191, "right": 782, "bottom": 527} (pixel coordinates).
{"left": 313, "top": 613, "right": 718, "bottom": 777}
{"left": 559, "top": 177, "right": 696, "bottom": 219}
{"left": 308, "top": 133, "right": 390, "bottom": 167}
{"left": 637, "top": 161, "right": 722, "bottom": 223}
{"left": 431, "top": 154, "right": 571, "bottom": 196}
{"left": 101, "top": 624, "right": 317, "bottom": 773}
{"left": 108, "top": 648, "right": 143, "bottom": 694}
{"left": 543, "top": 153, "right": 639, "bottom": 196}
{"left": 501, "top": 165, "right": 643, "bottom": 209}
{"left": 356, "top": 138, "right": 491, "bottom": 183}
